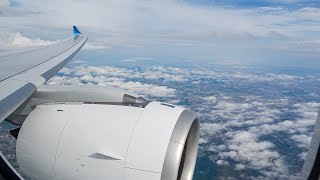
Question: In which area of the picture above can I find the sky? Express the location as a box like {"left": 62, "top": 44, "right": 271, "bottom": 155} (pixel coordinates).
{"left": 0, "top": 1, "right": 319, "bottom": 178}
{"left": 0, "top": 0, "right": 319, "bottom": 68}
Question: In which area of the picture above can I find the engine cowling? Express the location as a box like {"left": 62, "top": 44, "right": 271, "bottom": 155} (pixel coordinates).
{"left": 16, "top": 101, "right": 199, "bottom": 180}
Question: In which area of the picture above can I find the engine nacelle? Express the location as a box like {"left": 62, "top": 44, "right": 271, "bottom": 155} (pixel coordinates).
{"left": 16, "top": 101, "right": 199, "bottom": 180}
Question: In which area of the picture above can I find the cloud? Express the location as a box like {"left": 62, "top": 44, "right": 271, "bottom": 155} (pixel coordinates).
{"left": 62, "top": 65, "right": 189, "bottom": 83}
{"left": 185, "top": 66, "right": 305, "bottom": 83}
{"left": 205, "top": 99, "right": 283, "bottom": 128}
{"left": 222, "top": 131, "right": 283, "bottom": 170}
{"left": 121, "top": 57, "right": 153, "bottom": 63}
{"left": 291, "top": 134, "right": 312, "bottom": 149}
{"left": 82, "top": 42, "right": 110, "bottom": 50}
{"left": 141, "top": 66, "right": 304, "bottom": 83}
{"left": 0, "top": 0, "right": 38, "bottom": 16}
{"left": 48, "top": 75, "right": 176, "bottom": 97}
{"left": 0, "top": 32, "right": 56, "bottom": 48}
{"left": 47, "top": 76, "right": 83, "bottom": 86}
{"left": 216, "top": 159, "right": 229, "bottom": 166}
{"left": 280, "top": 38, "right": 320, "bottom": 53}
{"left": 47, "top": 65, "right": 177, "bottom": 97}
{"left": 197, "top": 89, "right": 319, "bottom": 178}
{"left": 0, "top": 0, "right": 319, "bottom": 53}
{"left": 211, "top": 130, "right": 288, "bottom": 177}
{"left": 201, "top": 123, "right": 225, "bottom": 136}
{"left": 70, "top": 60, "right": 87, "bottom": 65}
{"left": 122, "top": 59, "right": 137, "bottom": 63}
{"left": 202, "top": 96, "right": 218, "bottom": 103}
{"left": 0, "top": 0, "right": 10, "bottom": 8}
{"left": 198, "top": 100, "right": 294, "bottom": 176}
{"left": 235, "top": 164, "right": 246, "bottom": 170}
{"left": 249, "top": 102, "right": 320, "bottom": 135}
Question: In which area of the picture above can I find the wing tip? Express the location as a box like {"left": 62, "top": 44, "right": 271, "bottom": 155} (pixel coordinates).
{"left": 73, "top": 26, "right": 82, "bottom": 36}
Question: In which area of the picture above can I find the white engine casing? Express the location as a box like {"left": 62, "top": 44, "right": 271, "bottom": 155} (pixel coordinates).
{"left": 16, "top": 101, "right": 199, "bottom": 180}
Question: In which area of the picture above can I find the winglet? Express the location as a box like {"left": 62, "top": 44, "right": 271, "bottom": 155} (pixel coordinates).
{"left": 73, "top": 26, "right": 82, "bottom": 36}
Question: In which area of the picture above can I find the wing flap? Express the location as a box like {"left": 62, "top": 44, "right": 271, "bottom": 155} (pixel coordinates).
{"left": 0, "top": 80, "right": 36, "bottom": 121}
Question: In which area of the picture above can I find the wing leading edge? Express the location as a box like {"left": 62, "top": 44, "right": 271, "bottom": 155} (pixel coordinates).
{"left": 0, "top": 27, "right": 87, "bottom": 123}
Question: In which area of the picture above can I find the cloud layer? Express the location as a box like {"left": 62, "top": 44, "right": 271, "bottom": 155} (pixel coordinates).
{"left": 47, "top": 65, "right": 177, "bottom": 97}
{"left": 0, "top": 0, "right": 319, "bottom": 54}
{"left": 15, "top": 62, "right": 320, "bottom": 178}
{"left": 0, "top": 32, "right": 56, "bottom": 49}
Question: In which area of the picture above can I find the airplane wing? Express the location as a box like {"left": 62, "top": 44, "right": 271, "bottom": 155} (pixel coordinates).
{"left": 299, "top": 109, "right": 320, "bottom": 180}
{"left": 0, "top": 26, "right": 87, "bottom": 123}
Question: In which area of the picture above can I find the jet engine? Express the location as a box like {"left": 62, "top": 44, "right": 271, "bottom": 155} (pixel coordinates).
{"left": 14, "top": 85, "right": 200, "bottom": 180}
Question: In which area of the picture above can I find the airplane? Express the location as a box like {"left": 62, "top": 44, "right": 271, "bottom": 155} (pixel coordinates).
{"left": 0, "top": 26, "right": 200, "bottom": 180}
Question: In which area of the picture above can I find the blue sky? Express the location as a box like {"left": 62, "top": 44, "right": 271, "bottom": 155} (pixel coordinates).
{"left": 0, "top": 0, "right": 319, "bottom": 69}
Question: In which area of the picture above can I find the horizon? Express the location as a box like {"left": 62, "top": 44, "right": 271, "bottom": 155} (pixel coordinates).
{"left": 0, "top": 0, "right": 319, "bottom": 69}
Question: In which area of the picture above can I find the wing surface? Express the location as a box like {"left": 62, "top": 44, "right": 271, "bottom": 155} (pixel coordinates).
{"left": 0, "top": 29, "right": 87, "bottom": 122}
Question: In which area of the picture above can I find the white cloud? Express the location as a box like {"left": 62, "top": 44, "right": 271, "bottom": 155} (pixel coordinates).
{"left": 0, "top": 0, "right": 37, "bottom": 16}
{"left": 201, "top": 123, "right": 225, "bottom": 136}
{"left": 0, "top": 0, "right": 318, "bottom": 53}
{"left": 46, "top": 76, "right": 83, "bottom": 86}
{"left": 47, "top": 65, "right": 177, "bottom": 97}
{"left": 60, "top": 65, "right": 189, "bottom": 83}
{"left": 219, "top": 131, "right": 287, "bottom": 175}
{"left": 48, "top": 75, "right": 176, "bottom": 97}
{"left": 0, "top": 0, "right": 9, "bottom": 8}
{"left": 71, "top": 60, "right": 87, "bottom": 65}
{"left": 122, "top": 59, "right": 137, "bottom": 63}
{"left": 216, "top": 159, "right": 229, "bottom": 166}
{"left": 249, "top": 102, "right": 320, "bottom": 135}
{"left": 198, "top": 137, "right": 208, "bottom": 145}
{"left": 291, "top": 134, "right": 312, "bottom": 149}
{"left": 121, "top": 57, "right": 153, "bottom": 62}
{"left": 299, "top": 152, "right": 308, "bottom": 160}
{"left": 235, "top": 164, "right": 246, "bottom": 170}
{"left": 202, "top": 96, "right": 217, "bottom": 103}
{"left": 0, "top": 32, "right": 56, "bottom": 48}
{"left": 198, "top": 90, "right": 319, "bottom": 178}
{"left": 112, "top": 81, "right": 176, "bottom": 97}
{"left": 187, "top": 67, "right": 304, "bottom": 83}
{"left": 82, "top": 42, "right": 110, "bottom": 50}
{"left": 71, "top": 66, "right": 142, "bottom": 78}
{"left": 58, "top": 67, "right": 72, "bottom": 75}
{"left": 205, "top": 99, "right": 283, "bottom": 128}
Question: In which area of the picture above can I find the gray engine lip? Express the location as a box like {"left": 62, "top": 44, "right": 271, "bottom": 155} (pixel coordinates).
{"left": 160, "top": 109, "right": 200, "bottom": 180}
